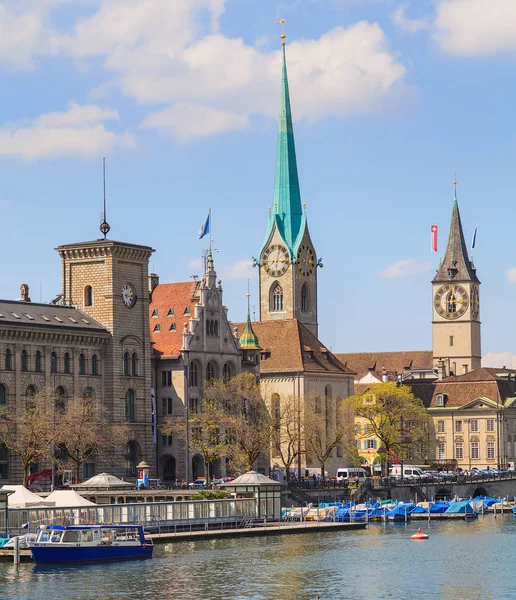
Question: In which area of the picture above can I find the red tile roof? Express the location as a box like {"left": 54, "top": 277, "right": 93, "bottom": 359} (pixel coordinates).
{"left": 336, "top": 350, "right": 433, "bottom": 381}
{"left": 149, "top": 281, "right": 200, "bottom": 357}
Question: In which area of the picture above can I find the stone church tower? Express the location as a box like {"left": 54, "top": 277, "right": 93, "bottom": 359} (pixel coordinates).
{"left": 432, "top": 183, "right": 481, "bottom": 377}
{"left": 255, "top": 43, "right": 320, "bottom": 338}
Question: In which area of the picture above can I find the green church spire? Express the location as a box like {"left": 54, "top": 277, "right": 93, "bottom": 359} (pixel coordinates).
{"left": 239, "top": 293, "right": 261, "bottom": 350}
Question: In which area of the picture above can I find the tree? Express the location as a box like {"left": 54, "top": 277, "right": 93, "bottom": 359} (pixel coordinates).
{"left": 304, "top": 394, "right": 356, "bottom": 482}
{"left": 0, "top": 389, "right": 57, "bottom": 486}
{"left": 54, "top": 396, "right": 128, "bottom": 483}
{"left": 348, "top": 382, "right": 432, "bottom": 476}
{"left": 210, "top": 373, "right": 270, "bottom": 473}
{"left": 270, "top": 394, "right": 302, "bottom": 481}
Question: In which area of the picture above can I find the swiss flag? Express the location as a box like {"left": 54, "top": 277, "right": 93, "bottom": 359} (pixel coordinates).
{"left": 431, "top": 225, "right": 438, "bottom": 252}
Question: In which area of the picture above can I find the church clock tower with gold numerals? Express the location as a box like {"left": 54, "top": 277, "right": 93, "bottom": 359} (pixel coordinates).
{"left": 254, "top": 31, "right": 321, "bottom": 338}
{"left": 432, "top": 181, "right": 481, "bottom": 377}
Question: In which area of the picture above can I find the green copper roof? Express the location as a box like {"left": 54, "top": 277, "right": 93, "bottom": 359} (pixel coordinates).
{"left": 239, "top": 294, "right": 261, "bottom": 350}
{"left": 260, "top": 45, "right": 306, "bottom": 258}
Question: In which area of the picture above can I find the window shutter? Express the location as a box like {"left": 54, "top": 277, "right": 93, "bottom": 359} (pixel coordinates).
{"left": 373, "top": 440, "right": 377, "bottom": 449}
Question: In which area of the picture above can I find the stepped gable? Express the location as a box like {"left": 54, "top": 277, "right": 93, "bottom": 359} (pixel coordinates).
{"left": 234, "top": 319, "right": 354, "bottom": 375}
{"left": 149, "top": 281, "right": 200, "bottom": 358}
{"left": 336, "top": 350, "right": 433, "bottom": 381}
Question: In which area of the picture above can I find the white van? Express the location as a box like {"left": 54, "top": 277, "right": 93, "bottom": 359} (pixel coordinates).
{"left": 336, "top": 467, "right": 368, "bottom": 483}
{"left": 389, "top": 465, "right": 424, "bottom": 479}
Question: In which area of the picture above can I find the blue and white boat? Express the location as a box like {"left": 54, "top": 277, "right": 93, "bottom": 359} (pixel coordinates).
{"left": 29, "top": 524, "right": 153, "bottom": 564}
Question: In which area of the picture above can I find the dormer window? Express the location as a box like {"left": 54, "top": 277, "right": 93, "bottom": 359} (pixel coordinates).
{"left": 169, "top": 323, "right": 176, "bottom": 331}
{"left": 167, "top": 308, "right": 174, "bottom": 317}
{"left": 153, "top": 324, "right": 161, "bottom": 333}
{"left": 183, "top": 307, "right": 190, "bottom": 316}
{"left": 436, "top": 393, "right": 447, "bottom": 407}
{"left": 151, "top": 309, "right": 158, "bottom": 318}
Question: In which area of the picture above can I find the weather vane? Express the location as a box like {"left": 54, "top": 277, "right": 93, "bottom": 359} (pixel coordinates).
{"left": 275, "top": 18, "right": 286, "bottom": 45}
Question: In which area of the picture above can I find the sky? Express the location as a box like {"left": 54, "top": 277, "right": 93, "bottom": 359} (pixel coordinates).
{"left": 1, "top": 0, "right": 516, "bottom": 364}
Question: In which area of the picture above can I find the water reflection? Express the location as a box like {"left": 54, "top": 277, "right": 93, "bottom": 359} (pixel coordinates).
{"left": 2, "top": 516, "right": 516, "bottom": 599}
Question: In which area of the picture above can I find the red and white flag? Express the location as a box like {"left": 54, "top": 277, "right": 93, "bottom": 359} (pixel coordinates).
{"left": 431, "top": 225, "right": 438, "bottom": 252}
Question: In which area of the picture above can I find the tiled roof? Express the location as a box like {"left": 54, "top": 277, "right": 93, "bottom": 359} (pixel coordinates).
{"left": 234, "top": 319, "right": 354, "bottom": 375}
{"left": 149, "top": 281, "right": 200, "bottom": 357}
{"left": 408, "top": 367, "right": 516, "bottom": 408}
{"left": 0, "top": 299, "right": 108, "bottom": 333}
{"left": 336, "top": 351, "right": 433, "bottom": 380}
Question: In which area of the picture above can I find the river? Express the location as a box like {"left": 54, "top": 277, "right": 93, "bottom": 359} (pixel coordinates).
{"left": 1, "top": 515, "right": 515, "bottom": 600}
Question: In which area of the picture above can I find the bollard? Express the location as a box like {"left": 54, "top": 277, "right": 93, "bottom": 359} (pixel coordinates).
{"left": 13, "top": 536, "right": 20, "bottom": 566}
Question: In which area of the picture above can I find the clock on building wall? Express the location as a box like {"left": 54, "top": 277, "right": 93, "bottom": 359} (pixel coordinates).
{"left": 297, "top": 244, "right": 315, "bottom": 276}
{"left": 261, "top": 244, "right": 290, "bottom": 277}
{"left": 434, "top": 284, "right": 469, "bottom": 320}
{"left": 122, "top": 283, "right": 136, "bottom": 308}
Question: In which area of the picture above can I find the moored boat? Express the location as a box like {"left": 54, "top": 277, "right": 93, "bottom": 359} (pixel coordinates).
{"left": 29, "top": 524, "right": 153, "bottom": 564}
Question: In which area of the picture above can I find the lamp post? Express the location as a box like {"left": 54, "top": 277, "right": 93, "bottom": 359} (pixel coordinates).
{"left": 184, "top": 355, "right": 190, "bottom": 486}
{"left": 50, "top": 353, "right": 56, "bottom": 492}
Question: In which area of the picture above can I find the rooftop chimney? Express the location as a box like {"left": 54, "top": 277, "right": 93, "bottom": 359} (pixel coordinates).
{"left": 20, "top": 284, "right": 31, "bottom": 302}
{"left": 148, "top": 273, "right": 159, "bottom": 293}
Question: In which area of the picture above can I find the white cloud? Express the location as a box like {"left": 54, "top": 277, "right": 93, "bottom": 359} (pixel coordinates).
{"left": 0, "top": 5, "right": 44, "bottom": 70}
{"left": 220, "top": 260, "right": 255, "bottom": 281}
{"left": 378, "top": 259, "right": 432, "bottom": 279}
{"left": 434, "top": 0, "right": 516, "bottom": 55}
{"left": 392, "top": 6, "right": 431, "bottom": 34}
{"left": 188, "top": 258, "right": 203, "bottom": 271}
{"left": 0, "top": 102, "right": 134, "bottom": 160}
{"left": 482, "top": 352, "right": 516, "bottom": 369}
{"left": 141, "top": 104, "right": 249, "bottom": 140}
{"left": 506, "top": 268, "right": 516, "bottom": 283}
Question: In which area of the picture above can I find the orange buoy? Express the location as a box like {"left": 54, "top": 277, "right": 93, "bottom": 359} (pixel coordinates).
{"left": 411, "top": 527, "right": 429, "bottom": 540}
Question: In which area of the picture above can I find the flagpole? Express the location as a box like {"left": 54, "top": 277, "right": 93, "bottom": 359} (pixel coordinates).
{"left": 209, "top": 208, "right": 212, "bottom": 253}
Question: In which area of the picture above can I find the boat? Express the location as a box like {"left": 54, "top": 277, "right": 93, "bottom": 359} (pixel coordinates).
{"left": 411, "top": 528, "right": 429, "bottom": 540}
{"left": 29, "top": 524, "right": 153, "bottom": 564}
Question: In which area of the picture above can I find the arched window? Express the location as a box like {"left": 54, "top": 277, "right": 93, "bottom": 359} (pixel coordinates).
{"left": 271, "top": 283, "right": 284, "bottom": 312}
{"left": 91, "top": 354, "right": 98, "bottom": 376}
{"left": 189, "top": 361, "right": 199, "bottom": 387}
{"left": 35, "top": 351, "right": 42, "bottom": 373}
{"left": 64, "top": 352, "right": 71, "bottom": 374}
{"left": 125, "top": 389, "right": 135, "bottom": 422}
{"left": 206, "top": 361, "right": 218, "bottom": 382}
{"left": 50, "top": 352, "right": 58, "bottom": 374}
{"left": 223, "top": 362, "right": 233, "bottom": 381}
{"left": 131, "top": 352, "right": 138, "bottom": 376}
{"left": 55, "top": 386, "right": 66, "bottom": 413}
{"left": 4, "top": 349, "right": 12, "bottom": 371}
{"left": 125, "top": 441, "right": 140, "bottom": 477}
{"left": 0, "top": 384, "right": 6, "bottom": 408}
{"left": 84, "top": 285, "right": 93, "bottom": 307}
{"left": 325, "top": 385, "right": 332, "bottom": 432}
{"left": 26, "top": 385, "right": 36, "bottom": 399}
{"left": 214, "top": 321, "right": 219, "bottom": 337}
{"left": 301, "top": 284, "right": 309, "bottom": 312}
{"left": 21, "top": 350, "right": 28, "bottom": 372}
{"left": 271, "top": 393, "right": 281, "bottom": 455}
{"left": 123, "top": 352, "right": 130, "bottom": 376}
{"left": 206, "top": 319, "right": 210, "bottom": 336}
{"left": 0, "top": 443, "right": 8, "bottom": 479}
{"left": 446, "top": 291, "right": 457, "bottom": 314}
{"left": 83, "top": 387, "right": 95, "bottom": 399}
{"left": 79, "top": 354, "right": 86, "bottom": 375}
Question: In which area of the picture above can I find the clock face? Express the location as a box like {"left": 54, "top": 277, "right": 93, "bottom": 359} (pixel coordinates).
{"left": 297, "top": 244, "right": 315, "bottom": 276}
{"left": 261, "top": 244, "right": 290, "bottom": 277}
{"left": 434, "top": 284, "right": 469, "bottom": 320}
{"left": 471, "top": 285, "right": 480, "bottom": 320}
{"left": 121, "top": 283, "right": 136, "bottom": 308}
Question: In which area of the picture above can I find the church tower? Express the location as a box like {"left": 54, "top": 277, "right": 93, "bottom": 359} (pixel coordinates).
{"left": 256, "top": 36, "right": 320, "bottom": 337}
{"left": 432, "top": 182, "right": 481, "bottom": 376}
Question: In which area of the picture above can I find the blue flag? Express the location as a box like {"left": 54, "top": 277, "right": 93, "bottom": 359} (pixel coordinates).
{"left": 471, "top": 227, "right": 477, "bottom": 249}
{"left": 198, "top": 213, "right": 210, "bottom": 239}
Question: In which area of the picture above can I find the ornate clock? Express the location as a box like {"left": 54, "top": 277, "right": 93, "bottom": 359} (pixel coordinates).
{"left": 434, "top": 284, "right": 469, "bottom": 320}
{"left": 122, "top": 283, "right": 136, "bottom": 308}
{"left": 297, "top": 245, "right": 315, "bottom": 276}
{"left": 261, "top": 244, "right": 290, "bottom": 277}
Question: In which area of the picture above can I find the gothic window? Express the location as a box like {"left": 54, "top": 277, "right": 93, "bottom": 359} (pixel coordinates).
{"left": 301, "top": 284, "right": 309, "bottom": 312}
{"left": 125, "top": 440, "right": 140, "bottom": 477}
{"left": 50, "top": 352, "right": 58, "bottom": 373}
{"left": 4, "top": 349, "right": 11, "bottom": 371}
{"left": 0, "top": 384, "right": 6, "bottom": 408}
{"left": 271, "top": 283, "right": 284, "bottom": 312}
{"left": 206, "top": 319, "right": 210, "bottom": 335}
{"left": 123, "top": 352, "right": 130, "bottom": 376}
{"left": 125, "top": 389, "right": 135, "bottom": 422}
{"left": 206, "top": 361, "right": 218, "bottom": 382}
{"left": 223, "top": 362, "right": 234, "bottom": 381}
{"left": 189, "top": 361, "right": 200, "bottom": 387}
{"left": 55, "top": 386, "right": 66, "bottom": 413}
{"left": 21, "top": 350, "right": 28, "bottom": 372}
{"left": 26, "top": 385, "right": 36, "bottom": 399}
{"left": 84, "top": 285, "right": 93, "bottom": 307}
{"left": 79, "top": 353, "right": 86, "bottom": 375}
{"left": 35, "top": 351, "right": 42, "bottom": 373}
{"left": 83, "top": 387, "right": 95, "bottom": 399}
{"left": 214, "top": 321, "right": 219, "bottom": 336}
{"left": 64, "top": 352, "right": 71, "bottom": 374}
{"left": 91, "top": 354, "right": 99, "bottom": 376}
{"left": 446, "top": 291, "right": 457, "bottom": 314}
{"left": 131, "top": 352, "right": 138, "bottom": 376}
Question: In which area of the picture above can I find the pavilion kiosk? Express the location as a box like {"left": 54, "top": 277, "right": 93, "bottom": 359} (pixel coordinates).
{"left": 222, "top": 471, "right": 283, "bottom": 520}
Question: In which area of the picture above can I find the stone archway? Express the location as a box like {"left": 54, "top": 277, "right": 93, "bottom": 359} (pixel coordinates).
{"left": 435, "top": 487, "right": 453, "bottom": 501}
{"left": 472, "top": 487, "right": 488, "bottom": 498}
{"left": 162, "top": 455, "right": 176, "bottom": 482}
{"left": 192, "top": 455, "right": 204, "bottom": 480}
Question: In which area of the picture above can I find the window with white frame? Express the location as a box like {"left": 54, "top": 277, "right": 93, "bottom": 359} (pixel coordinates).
{"left": 366, "top": 439, "right": 376, "bottom": 450}
{"left": 471, "top": 441, "right": 479, "bottom": 459}
{"left": 455, "top": 420, "right": 463, "bottom": 433}
{"left": 486, "top": 419, "right": 495, "bottom": 432}
{"left": 455, "top": 442, "right": 463, "bottom": 459}
{"left": 437, "top": 420, "right": 445, "bottom": 433}
{"left": 486, "top": 441, "right": 495, "bottom": 460}
{"left": 470, "top": 419, "right": 478, "bottom": 432}
{"left": 438, "top": 443, "right": 446, "bottom": 460}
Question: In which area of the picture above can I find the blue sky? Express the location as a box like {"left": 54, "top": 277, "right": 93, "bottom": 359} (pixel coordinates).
{"left": 1, "top": 0, "right": 516, "bottom": 363}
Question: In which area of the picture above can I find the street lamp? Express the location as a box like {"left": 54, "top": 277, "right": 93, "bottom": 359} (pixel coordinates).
{"left": 50, "top": 353, "right": 56, "bottom": 492}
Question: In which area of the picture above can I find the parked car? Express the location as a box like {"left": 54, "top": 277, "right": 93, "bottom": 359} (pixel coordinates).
{"left": 188, "top": 479, "right": 207, "bottom": 489}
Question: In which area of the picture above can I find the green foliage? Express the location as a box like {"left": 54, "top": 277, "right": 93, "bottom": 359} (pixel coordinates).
{"left": 195, "top": 489, "right": 232, "bottom": 500}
